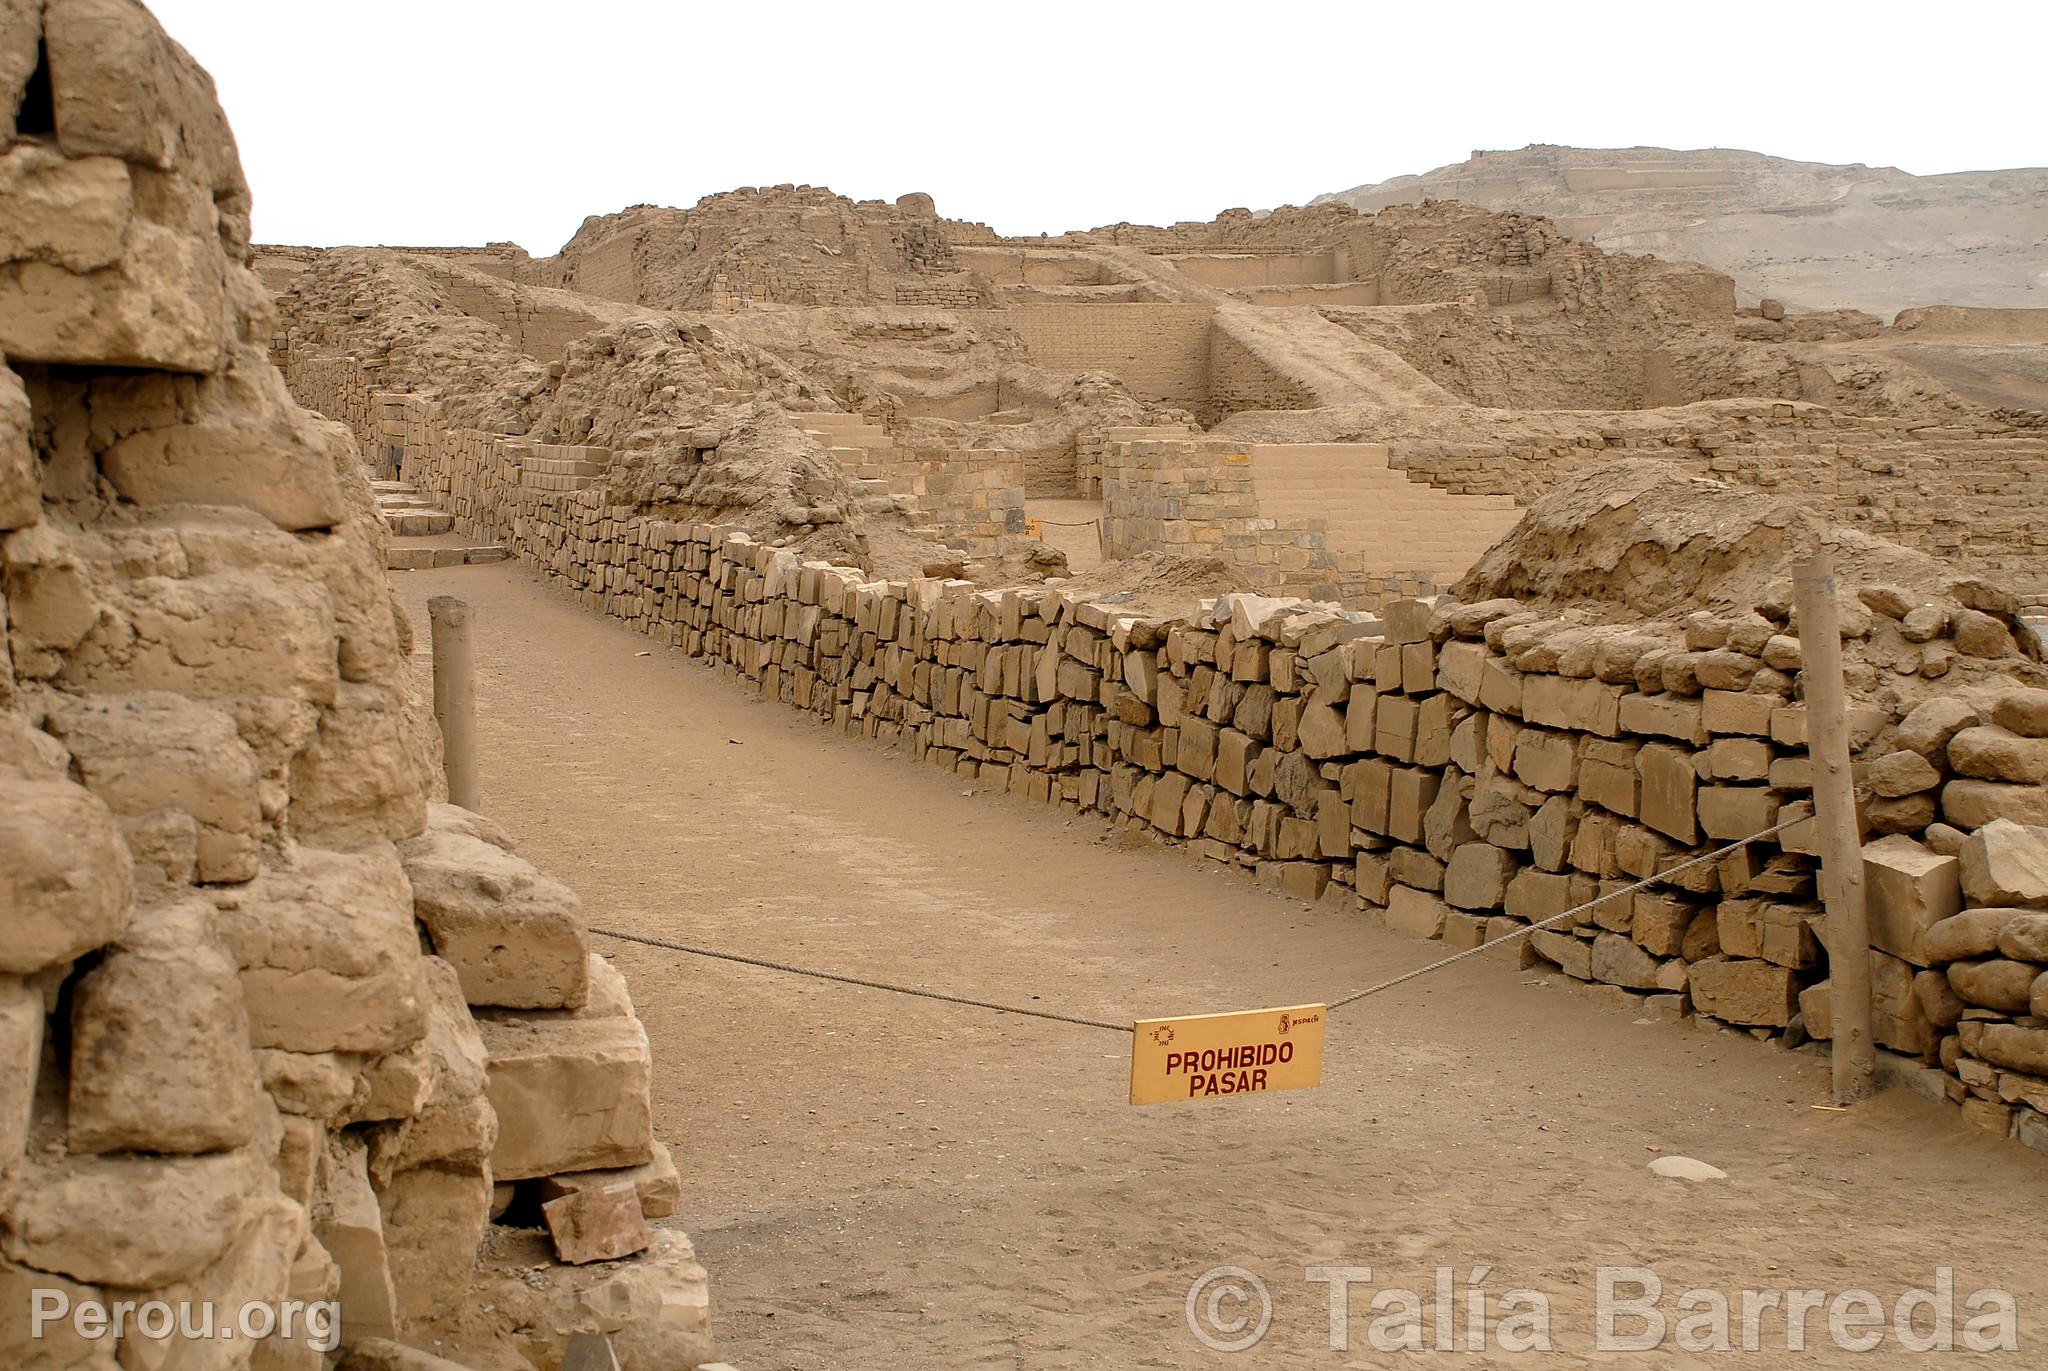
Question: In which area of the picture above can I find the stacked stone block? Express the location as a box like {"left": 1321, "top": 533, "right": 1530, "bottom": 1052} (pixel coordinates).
{"left": 1099, "top": 435, "right": 1446, "bottom": 608}
{"left": 0, "top": 5, "right": 712, "bottom": 1366}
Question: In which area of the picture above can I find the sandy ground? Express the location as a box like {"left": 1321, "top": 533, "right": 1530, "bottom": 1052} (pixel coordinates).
{"left": 393, "top": 560, "right": 2048, "bottom": 1369}
{"left": 1027, "top": 497, "right": 1105, "bottom": 573}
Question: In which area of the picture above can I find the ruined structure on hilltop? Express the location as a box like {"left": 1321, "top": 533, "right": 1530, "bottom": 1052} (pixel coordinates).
{"left": 272, "top": 169, "right": 2048, "bottom": 610}
{"left": 1321, "top": 144, "right": 2048, "bottom": 318}
{"left": 2, "top": 4, "right": 714, "bottom": 1367}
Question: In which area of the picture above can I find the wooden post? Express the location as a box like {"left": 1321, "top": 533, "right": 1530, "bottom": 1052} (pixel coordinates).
{"left": 428, "top": 595, "right": 480, "bottom": 812}
{"left": 1793, "top": 549, "right": 1875, "bottom": 1103}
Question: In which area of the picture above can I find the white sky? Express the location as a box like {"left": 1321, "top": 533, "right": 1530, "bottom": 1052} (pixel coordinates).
{"left": 151, "top": 0, "right": 2045, "bottom": 255}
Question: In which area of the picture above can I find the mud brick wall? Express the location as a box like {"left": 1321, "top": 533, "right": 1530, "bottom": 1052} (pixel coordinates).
{"left": 282, "top": 353, "right": 388, "bottom": 449}
{"left": 1075, "top": 431, "right": 1110, "bottom": 497}
{"left": 990, "top": 304, "right": 1214, "bottom": 412}
{"left": 893, "top": 283, "right": 992, "bottom": 307}
{"left": 1208, "top": 325, "right": 1318, "bottom": 415}
{"left": 898, "top": 447, "right": 1028, "bottom": 554}
{"left": 1098, "top": 436, "right": 1446, "bottom": 608}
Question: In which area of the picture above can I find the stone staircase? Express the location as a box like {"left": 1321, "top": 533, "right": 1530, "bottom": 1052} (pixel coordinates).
{"left": 788, "top": 410, "right": 939, "bottom": 533}
{"left": 1246, "top": 443, "right": 1525, "bottom": 583}
{"left": 373, "top": 478, "right": 453, "bottom": 536}
{"left": 372, "top": 478, "right": 509, "bottom": 571}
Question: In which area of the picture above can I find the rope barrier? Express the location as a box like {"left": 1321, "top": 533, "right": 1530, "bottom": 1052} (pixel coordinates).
{"left": 592, "top": 817, "right": 1804, "bottom": 1034}
{"left": 588, "top": 926, "right": 1134, "bottom": 1033}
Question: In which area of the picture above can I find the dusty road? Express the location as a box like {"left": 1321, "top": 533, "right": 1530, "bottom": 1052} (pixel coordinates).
{"left": 396, "top": 561, "right": 2048, "bottom": 1369}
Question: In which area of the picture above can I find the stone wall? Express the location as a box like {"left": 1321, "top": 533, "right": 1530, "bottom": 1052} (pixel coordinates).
{"left": 1161, "top": 252, "right": 1340, "bottom": 288}
{"left": 281, "top": 432, "right": 2048, "bottom": 1153}
{"left": 989, "top": 304, "right": 1214, "bottom": 412}
{"left": 1207, "top": 323, "right": 1319, "bottom": 415}
{"left": 1097, "top": 435, "right": 1522, "bottom": 605}
{"left": 1, "top": 5, "right": 711, "bottom": 1366}
{"left": 281, "top": 335, "right": 2048, "bottom": 1158}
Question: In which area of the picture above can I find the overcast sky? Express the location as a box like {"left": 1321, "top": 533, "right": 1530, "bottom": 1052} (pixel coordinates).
{"left": 152, "top": 0, "right": 2043, "bottom": 254}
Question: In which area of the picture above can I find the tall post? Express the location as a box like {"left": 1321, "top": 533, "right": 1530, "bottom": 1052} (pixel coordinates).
{"left": 428, "top": 595, "right": 480, "bottom": 812}
{"left": 1792, "top": 549, "right": 1874, "bottom": 1103}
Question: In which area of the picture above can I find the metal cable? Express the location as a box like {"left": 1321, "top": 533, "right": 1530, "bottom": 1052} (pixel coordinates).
{"left": 589, "top": 925, "right": 1133, "bottom": 1033}
{"left": 1325, "top": 816, "right": 1805, "bottom": 1010}
{"left": 594, "top": 817, "right": 1805, "bottom": 1035}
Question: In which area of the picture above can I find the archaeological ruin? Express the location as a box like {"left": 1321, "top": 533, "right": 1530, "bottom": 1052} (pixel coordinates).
{"left": 5, "top": 2, "right": 2048, "bottom": 1368}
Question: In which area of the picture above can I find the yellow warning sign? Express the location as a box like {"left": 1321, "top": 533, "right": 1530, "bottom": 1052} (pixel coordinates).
{"left": 1129, "top": 1003, "right": 1327, "bottom": 1104}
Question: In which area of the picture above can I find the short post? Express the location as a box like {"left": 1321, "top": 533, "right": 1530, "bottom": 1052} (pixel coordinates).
{"left": 1792, "top": 549, "right": 1875, "bottom": 1103}
{"left": 428, "top": 595, "right": 480, "bottom": 812}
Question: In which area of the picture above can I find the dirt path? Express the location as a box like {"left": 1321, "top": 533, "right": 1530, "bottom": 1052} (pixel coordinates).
{"left": 395, "top": 561, "right": 2047, "bottom": 1369}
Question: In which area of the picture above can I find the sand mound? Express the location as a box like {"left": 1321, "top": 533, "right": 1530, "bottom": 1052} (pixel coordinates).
{"left": 1457, "top": 460, "right": 2034, "bottom": 641}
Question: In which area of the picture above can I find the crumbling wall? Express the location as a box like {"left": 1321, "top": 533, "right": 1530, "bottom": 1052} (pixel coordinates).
{"left": 988, "top": 304, "right": 1214, "bottom": 414}
{"left": 0, "top": 4, "right": 710, "bottom": 1367}
{"left": 1343, "top": 201, "right": 1737, "bottom": 321}
{"left": 1207, "top": 325, "right": 1318, "bottom": 414}
{"left": 532, "top": 186, "right": 985, "bottom": 310}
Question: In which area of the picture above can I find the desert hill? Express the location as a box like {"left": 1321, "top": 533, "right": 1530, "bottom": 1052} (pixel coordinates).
{"left": 1316, "top": 145, "right": 2048, "bottom": 319}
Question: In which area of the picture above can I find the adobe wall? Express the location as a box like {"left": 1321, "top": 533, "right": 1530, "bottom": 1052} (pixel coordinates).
{"left": 400, "top": 258, "right": 611, "bottom": 360}
{"left": 1097, "top": 436, "right": 1445, "bottom": 607}
{"left": 1246, "top": 443, "right": 1523, "bottom": 577}
{"left": 534, "top": 186, "right": 985, "bottom": 310}
{"left": 1208, "top": 324, "right": 1319, "bottom": 414}
{"left": 317, "top": 372, "right": 1036, "bottom": 562}
{"left": 892, "top": 446, "right": 1030, "bottom": 553}
{"left": 251, "top": 244, "right": 530, "bottom": 294}
{"left": 953, "top": 248, "right": 1117, "bottom": 287}
{"left": 989, "top": 304, "right": 1214, "bottom": 412}
{"left": 1162, "top": 252, "right": 1340, "bottom": 288}
{"left": 1234, "top": 282, "right": 1383, "bottom": 307}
